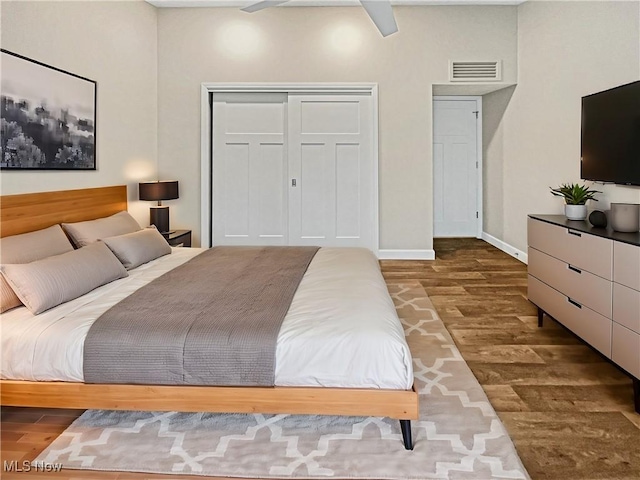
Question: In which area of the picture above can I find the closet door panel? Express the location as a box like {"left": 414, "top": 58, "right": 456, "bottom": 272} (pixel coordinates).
{"left": 222, "top": 143, "right": 250, "bottom": 237}
{"left": 336, "top": 143, "right": 361, "bottom": 239}
{"left": 212, "top": 94, "right": 287, "bottom": 246}
{"left": 254, "top": 143, "right": 286, "bottom": 238}
{"left": 288, "top": 94, "right": 374, "bottom": 249}
{"left": 300, "top": 101, "right": 360, "bottom": 134}
{"left": 299, "top": 144, "right": 331, "bottom": 240}
{"left": 226, "top": 102, "right": 284, "bottom": 134}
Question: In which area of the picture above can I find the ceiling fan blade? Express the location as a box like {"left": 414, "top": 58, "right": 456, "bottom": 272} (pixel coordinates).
{"left": 241, "top": 0, "right": 290, "bottom": 13}
{"left": 359, "top": 0, "right": 398, "bottom": 37}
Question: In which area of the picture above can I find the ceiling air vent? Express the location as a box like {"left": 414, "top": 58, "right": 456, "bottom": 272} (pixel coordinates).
{"left": 450, "top": 61, "right": 501, "bottom": 82}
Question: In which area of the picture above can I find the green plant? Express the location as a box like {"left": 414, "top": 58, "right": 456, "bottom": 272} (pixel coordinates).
{"left": 550, "top": 183, "right": 601, "bottom": 205}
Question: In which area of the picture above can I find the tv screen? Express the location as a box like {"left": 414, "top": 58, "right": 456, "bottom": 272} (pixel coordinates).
{"left": 581, "top": 80, "right": 640, "bottom": 186}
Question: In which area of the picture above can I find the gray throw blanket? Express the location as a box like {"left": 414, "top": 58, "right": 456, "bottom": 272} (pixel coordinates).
{"left": 83, "top": 246, "right": 319, "bottom": 386}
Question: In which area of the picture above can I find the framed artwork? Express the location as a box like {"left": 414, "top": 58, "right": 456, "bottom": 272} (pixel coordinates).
{"left": 0, "top": 49, "right": 97, "bottom": 170}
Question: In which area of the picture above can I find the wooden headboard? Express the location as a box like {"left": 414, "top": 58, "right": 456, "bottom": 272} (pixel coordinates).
{"left": 0, "top": 185, "right": 128, "bottom": 238}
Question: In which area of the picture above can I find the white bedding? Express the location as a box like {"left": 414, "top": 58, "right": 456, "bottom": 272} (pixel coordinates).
{"left": 1, "top": 247, "right": 413, "bottom": 390}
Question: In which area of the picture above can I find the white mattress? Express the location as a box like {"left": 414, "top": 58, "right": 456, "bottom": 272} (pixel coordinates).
{"left": 1, "top": 247, "right": 413, "bottom": 389}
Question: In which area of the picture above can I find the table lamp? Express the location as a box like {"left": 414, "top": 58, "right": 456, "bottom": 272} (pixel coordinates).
{"left": 138, "top": 181, "right": 179, "bottom": 234}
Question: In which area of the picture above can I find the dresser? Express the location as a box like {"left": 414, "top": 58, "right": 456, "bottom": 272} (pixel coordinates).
{"left": 527, "top": 214, "right": 640, "bottom": 413}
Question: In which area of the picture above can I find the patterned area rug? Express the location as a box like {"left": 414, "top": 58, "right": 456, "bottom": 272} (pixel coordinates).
{"left": 36, "top": 281, "right": 529, "bottom": 479}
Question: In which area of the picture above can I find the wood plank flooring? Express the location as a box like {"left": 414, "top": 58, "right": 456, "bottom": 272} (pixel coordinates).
{"left": 2, "top": 238, "right": 638, "bottom": 479}
{"left": 383, "top": 238, "right": 640, "bottom": 480}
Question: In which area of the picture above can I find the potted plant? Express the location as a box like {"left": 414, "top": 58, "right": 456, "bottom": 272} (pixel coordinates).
{"left": 550, "top": 183, "right": 601, "bottom": 220}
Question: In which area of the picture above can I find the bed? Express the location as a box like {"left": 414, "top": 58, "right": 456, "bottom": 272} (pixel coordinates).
{"left": 0, "top": 185, "right": 419, "bottom": 449}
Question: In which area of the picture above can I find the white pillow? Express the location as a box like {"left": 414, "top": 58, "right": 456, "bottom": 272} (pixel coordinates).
{"left": 102, "top": 228, "right": 171, "bottom": 270}
{"left": 0, "top": 225, "right": 74, "bottom": 313}
{"left": 0, "top": 242, "right": 128, "bottom": 315}
{"left": 62, "top": 211, "right": 141, "bottom": 248}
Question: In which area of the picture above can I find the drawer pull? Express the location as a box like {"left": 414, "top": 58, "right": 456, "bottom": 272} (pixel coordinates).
{"left": 568, "top": 265, "right": 582, "bottom": 274}
{"left": 567, "top": 297, "right": 582, "bottom": 309}
{"left": 567, "top": 230, "right": 582, "bottom": 237}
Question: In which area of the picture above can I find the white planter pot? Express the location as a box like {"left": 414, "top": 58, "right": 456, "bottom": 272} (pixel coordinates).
{"left": 565, "top": 204, "right": 587, "bottom": 221}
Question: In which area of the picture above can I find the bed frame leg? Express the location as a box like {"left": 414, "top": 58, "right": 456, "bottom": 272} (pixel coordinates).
{"left": 400, "top": 419, "right": 413, "bottom": 450}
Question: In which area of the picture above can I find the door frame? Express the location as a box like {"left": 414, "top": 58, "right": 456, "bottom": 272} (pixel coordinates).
{"left": 432, "top": 95, "right": 483, "bottom": 239}
{"left": 201, "top": 83, "right": 380, "bottom": 252}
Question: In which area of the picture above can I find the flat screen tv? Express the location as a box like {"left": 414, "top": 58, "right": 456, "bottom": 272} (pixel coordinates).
{"left": 581, "top": 80, "right": 640, "bottom": 186}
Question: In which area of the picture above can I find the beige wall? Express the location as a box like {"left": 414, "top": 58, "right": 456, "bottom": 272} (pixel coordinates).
{"left": 493, "top": 0, "right": 640, "bottom": 254}
{"left": 6, "top": 2, "right": 632, "bottom": 254}
{"left": 157, "top": 5, "right": 518, "bottom": 248}
{"left": 482, "top": 85, "right": 515, "bottom": 240}
{"left": 0, "top": 1, "right": 158, "bottom": 226}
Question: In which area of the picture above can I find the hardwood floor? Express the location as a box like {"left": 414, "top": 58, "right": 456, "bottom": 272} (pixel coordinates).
{"left": 383, "top": 238, "right": 640, "bottom": 480}
{"left": 2, "top": 238, "right": 638, "bottom": 479}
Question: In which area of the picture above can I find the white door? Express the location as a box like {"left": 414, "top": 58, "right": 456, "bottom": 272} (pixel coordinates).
{"left": 212, "top": 91, "right": 377, "bottom": 251}
{"left": 288, "top": 94, "right": 375, "bottom": 248}
{"left": 212, "top": 93, "right": 288, "bottom": 246}
{"left": 433, "top": 98, "right": 479, "bottom": 237}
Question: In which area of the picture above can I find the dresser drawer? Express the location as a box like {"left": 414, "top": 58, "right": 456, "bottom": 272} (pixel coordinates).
{"left": 613, "top": 282, "right": 640, "bottom": 334}
{"left": 528, "top": 217, "right": 613, "bottom": 280}
{"left": 528, "top": 275, "right": 612, "bottom": 357}
{"left": 614, "top": 242, "right": 640, "bottom": 291}
{"left": 528, "top": 247, "right": 612, "bottom": 318}
{"left": 612, "top": 323, "right": 640, "bottom": 378}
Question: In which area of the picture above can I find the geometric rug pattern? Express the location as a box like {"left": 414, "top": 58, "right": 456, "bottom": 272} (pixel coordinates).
{"left": 36, "top": 281, "right": 530, "bottom": 479}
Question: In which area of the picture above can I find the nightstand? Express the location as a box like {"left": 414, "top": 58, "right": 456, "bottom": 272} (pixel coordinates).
{"left": 164, "top": 230, "right": 192, "bottom": 247}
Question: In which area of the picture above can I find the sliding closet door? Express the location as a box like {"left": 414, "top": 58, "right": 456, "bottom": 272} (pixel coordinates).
{"left": 212, "top": 93, "right": 288, "bottom": 246}
{"left": 288, "top": 94, "right": 375, "bottom": 248}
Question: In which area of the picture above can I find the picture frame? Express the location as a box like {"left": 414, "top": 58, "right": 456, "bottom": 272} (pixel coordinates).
{"left": 0, "top": 49, "right": 97, "bottom": 170}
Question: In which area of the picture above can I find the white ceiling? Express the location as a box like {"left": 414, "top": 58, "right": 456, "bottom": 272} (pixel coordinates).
{"left": 147, "top": 1, "right": 527, "bottom": 8}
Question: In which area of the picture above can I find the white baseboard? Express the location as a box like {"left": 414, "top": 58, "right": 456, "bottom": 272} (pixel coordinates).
{"left": 378, "top": 249, "right": 436, "bottom": 260}
{"left": 481, "top": 232, "right": 528, "bottom": 264}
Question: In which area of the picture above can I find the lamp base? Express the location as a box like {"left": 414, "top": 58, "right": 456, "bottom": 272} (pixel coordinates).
{"left": 150, "top": 206, "right": 170, "bottom": 234}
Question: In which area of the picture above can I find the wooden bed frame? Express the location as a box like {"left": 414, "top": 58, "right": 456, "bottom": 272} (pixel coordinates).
{"left": 0, "top": 185, "right": 419, "bottom": 449}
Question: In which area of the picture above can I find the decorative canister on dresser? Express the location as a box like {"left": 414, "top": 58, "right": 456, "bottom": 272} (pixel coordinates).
{"left": 610, "top": 203, "right": 640, "bottom": 233}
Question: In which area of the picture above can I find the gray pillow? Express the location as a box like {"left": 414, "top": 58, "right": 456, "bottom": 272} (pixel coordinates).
{"left": 102, "top": 228, "right": 171, "bottom": 270}
{"left": 62, "top": 211, "right": 141, "bottom": 248}
{"left": 0, "top": 225, "right": 74, "bottom": 313}
{"left": 1, "top": 242, "right": 128, "bottom": 315}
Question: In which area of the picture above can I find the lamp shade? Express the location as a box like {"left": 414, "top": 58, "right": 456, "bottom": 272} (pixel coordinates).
{"left": 139, "top": 181, "right": 179, "bottom": 201}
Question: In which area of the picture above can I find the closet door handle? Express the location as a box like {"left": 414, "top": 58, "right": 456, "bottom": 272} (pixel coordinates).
{"left": 291, "top": 179, "right": 297, "bottom": 187}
